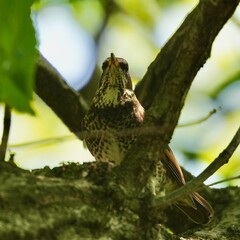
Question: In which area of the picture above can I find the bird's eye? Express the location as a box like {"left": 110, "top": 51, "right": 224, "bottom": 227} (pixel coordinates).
{"left": 102, "top": 60, "right": 109, "bottom": 71}
{"left": 119, "top": 62, "right": 129, "bottom": 72}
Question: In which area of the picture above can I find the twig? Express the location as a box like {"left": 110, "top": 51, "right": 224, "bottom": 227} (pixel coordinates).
{"left": 153, "top": 126, "right": 240, "bottom": 208}
{"left": 9, "top": 135, "right": 74, "bottom": 149}
{"left": 207, "top": 175, "right": 240, "bottom": 187}
{"left": 178, "top": 108, "right": 219, "bottom": 128}
{"left": 0, "top": 105, "right": 11, "bottom": 162}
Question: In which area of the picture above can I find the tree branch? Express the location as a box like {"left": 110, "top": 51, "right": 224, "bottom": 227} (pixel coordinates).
{"left": 135, "top": 0, "right": 239, "bottom": 146}
{"left": 153, "top": 126, "right": 240, "bottom": 208}
{"left": 116, "top": 0, "right": 240, "bottom": 192}
{"left": 35, "top": 54, "right": 88, "bottom": 135}
{"left": 0, "top": 105, "right": 11, "bottom": 162}
{"left": 177, "top": 108, "right": 218, "bottom": 128}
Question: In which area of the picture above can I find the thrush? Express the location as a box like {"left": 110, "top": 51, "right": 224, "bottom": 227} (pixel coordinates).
{"left": 82, "top": 53, "right": 213, "bottom": 224}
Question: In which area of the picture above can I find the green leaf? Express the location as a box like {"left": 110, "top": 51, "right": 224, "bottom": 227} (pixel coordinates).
{"left": 0, "top": 0, "right": 37, "bottom": 113}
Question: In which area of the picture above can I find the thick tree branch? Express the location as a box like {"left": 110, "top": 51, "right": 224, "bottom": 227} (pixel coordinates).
{"left": 135, "top": 0, "right": 239, "bottom": 145}
{"left": 35, "top": 54, "right": 88, "bottom": 135}
{"left": 1, "top": 162, "right": 240, "bottom": 239}
{"left": 116, "top": 0, "right": 240, "bottom": 192}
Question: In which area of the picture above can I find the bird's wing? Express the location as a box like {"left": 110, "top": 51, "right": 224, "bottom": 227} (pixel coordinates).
{"left": 164, "top": 147, "right": 186, "bottom": 186}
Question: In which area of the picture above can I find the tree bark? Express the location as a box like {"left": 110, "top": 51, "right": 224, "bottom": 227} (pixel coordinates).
{"left": 1, "top": 162, "right": 240, "bottom": 239}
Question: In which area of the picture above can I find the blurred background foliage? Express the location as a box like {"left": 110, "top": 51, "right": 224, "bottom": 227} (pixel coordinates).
{"left": 0, "top": 0, "right": 239, "bottom": 187}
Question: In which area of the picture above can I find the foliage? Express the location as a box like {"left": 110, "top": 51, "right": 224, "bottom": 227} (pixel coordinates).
{"left": 0, "top": 0, "right": 37, "bottom": 113}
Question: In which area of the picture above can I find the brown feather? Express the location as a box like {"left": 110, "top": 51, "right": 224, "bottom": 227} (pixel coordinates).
{"left": 164, "top": 147, "right": 213, "bottom": 223}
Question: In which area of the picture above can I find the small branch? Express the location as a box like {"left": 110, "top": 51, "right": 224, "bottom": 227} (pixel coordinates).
{"left": 207, "top": 175, "right": 240, "bottom": 187}
{"left": 0, "top": 105, "right": 11, "bottom": 162}
{"left": 178, "top": 108, "right": 219, "bottom": 128}
{"left": 153, "top": 126, "right": 240, "bottom": 208}
{"left": 8, "top": 135, "right": 74, "bottom": 149}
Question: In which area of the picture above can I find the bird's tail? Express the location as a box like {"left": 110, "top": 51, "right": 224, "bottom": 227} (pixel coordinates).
{"left": 176, "top": 192, "right": 214, "bottom": 224}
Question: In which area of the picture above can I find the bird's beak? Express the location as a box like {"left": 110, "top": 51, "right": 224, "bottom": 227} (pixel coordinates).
{"left": 109, "top": 53, "right": 119, "bottom": 67}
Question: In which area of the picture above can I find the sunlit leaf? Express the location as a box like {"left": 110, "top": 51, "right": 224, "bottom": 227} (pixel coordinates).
{"left": 0, "top": 0, "right": 37, "bottom": 113}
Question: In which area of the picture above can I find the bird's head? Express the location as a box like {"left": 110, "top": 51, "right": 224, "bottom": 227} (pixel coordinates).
{"left": 92, "top": 53, "right": 133, "bottom": 108}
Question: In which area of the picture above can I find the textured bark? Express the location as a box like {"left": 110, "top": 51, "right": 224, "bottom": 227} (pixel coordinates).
{"left": 5, "top": 0, "right": 239, "bottom": 239}
{"left": 1, "top": 162, "right": 240, "bottom": 240}
{"left": 35, "top": 55, "right": 88, "bottom": 135}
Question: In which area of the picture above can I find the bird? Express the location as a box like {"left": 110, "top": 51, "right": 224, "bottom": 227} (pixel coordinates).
{"left": 82, "top": 53, "right": 213, "bottom": 224}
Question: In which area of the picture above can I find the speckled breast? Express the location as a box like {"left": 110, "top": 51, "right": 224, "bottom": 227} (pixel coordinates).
{"left": 82, "top": 103, "right": 142, "bottom": 165}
